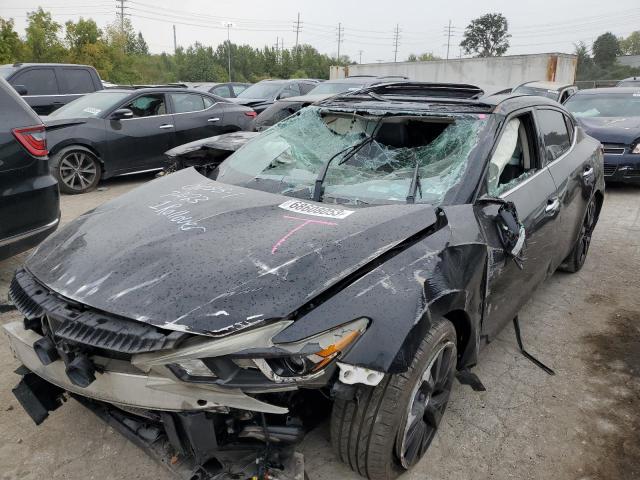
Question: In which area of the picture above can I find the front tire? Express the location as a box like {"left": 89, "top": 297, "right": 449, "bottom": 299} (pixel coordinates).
{"left": 51, "top": 147, "right": 102, "bottom": 194}
{"left": 330, "top": 318, "right": 457, "bottom": 480}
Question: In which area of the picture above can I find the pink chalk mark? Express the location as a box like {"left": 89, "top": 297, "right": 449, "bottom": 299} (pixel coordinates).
{"left": 272, "top": 215, "right": 337, "bottom": 254}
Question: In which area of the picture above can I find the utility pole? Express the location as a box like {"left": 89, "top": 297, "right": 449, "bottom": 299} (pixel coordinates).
{"left": 173, "top": 25, "right": 177, "bottom": 53}
{"left": 222, "top": 22, "right": 235, "bottom": 82}
{"left": 358, "top": 49, "right": 363, "bottom": 64}
{"left": 336, "top": 22, "right": 344, "bottom": 61}
{"left": 275, "top": 36, "right": 279, "bottom": 62}
{"left": 446, "top": 19, "right": 452, "bottom": 60}
{"left": 117, "top": 0, "right": 126, "bottom": 31}
{"left": 393, "top": 24, "right": 401, "bottom": 63}
{"left": 293, "top": 13, "right": 302, "bottom": 51}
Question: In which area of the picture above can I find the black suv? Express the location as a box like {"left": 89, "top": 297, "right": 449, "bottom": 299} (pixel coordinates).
{"left": 0, "top": 63, "right": 103, "bottom": 115}
{"left": 0, "top": 77, "right": 60, "bottom": 261}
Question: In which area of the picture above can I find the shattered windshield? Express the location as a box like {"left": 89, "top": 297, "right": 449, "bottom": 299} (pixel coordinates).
{"left": 218, "top": 107, "right": 487, "bottom": 205}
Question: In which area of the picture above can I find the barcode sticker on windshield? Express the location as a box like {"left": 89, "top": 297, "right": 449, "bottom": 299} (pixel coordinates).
{"left": 279, "top": 200, "right": 354, "bottom": 219}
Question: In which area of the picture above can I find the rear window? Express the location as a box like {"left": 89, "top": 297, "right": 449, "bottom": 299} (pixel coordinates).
{"left": 11, "top": 68, "right": 58, "bottom": 95}
{"left": 48, "top": 91, "right": 131, "bottom": 118}
{"left": 537, "top": 109, "right": 571, "bottom": 162}
{"left": 513, "top": 85, "right": 559, "bottom": 100}
{"left": 0, "top": 66, "right": 16, "bottom": 79}
{"left": 63, "top": 68, "right": 95, "bottom": 94}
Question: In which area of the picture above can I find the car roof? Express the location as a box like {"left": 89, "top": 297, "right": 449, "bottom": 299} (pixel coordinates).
{"left": 317, "top": 82, "right": 563, "bottom": 113}
{"left": 518, "top": 81, "right": 573, "bottom": 90}
{"left": 619, "top": 77, "right": 639, "bottom": 81}
{"left": 2, "top": 62, "right": 94, "bottom": 69}
{"left": 257, "top": 79, "right": 318, "bottom": 84}
{"left": 95, "top": 87, "right": 219, "bottom": 95}
{"left": 572, "top": 87, "right": 640, "bottom": 95}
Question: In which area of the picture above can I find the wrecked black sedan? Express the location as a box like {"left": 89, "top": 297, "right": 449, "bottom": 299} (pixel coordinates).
{"left": 5, "top": 83, "right": 604, "bottom": 480}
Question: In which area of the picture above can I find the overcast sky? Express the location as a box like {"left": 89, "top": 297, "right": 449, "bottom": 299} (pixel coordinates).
{"left": 1, "top": 0, "right": 639, "bottom": 62}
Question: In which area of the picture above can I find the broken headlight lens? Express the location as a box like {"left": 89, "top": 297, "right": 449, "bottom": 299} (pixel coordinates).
{"left": 169, "top": 359, "right": 216, "bottom": 379}
{"left": 258, "top": 318, "right": 369, "bottom": 379}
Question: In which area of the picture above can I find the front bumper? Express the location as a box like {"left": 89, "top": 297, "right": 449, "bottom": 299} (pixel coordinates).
{"left": 3, "top": 321, "right": 288, "bottom": 414}
{"left": 603, "top": 153, "right": 640, "bottom": 183}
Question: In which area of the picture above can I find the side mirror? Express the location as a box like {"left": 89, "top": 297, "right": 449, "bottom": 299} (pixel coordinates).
{"left": 110, "top": 108, "right": 134, "bottom": 120}
{"left": 496, "top": 201, "right": 526, "bottom": 269}
{"left": 14, "top": 85, "right": 28, "bottom": 96}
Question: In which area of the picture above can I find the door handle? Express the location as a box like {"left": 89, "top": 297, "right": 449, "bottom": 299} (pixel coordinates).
{"left": 158, "top": 124, "right": 174, "bottom": 129}
{"left": 582, "top": 167, "right": 594, "bottom": 177}
{"left": 207, "top": 117, "right": 220, "bottom": 122}
{"left": 545, "top": 197, "right": 560, "bottom": 213}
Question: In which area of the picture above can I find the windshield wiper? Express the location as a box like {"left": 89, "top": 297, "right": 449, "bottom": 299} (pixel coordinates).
{"left": 312, "top": 117, "right": 384, "bottom": 202}
{"left": 406, "top": 152, "right": 423, "bottom": 204}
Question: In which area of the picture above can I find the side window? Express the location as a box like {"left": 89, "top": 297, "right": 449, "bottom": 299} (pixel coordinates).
{"left": 280, "top": 83, "right": 301, "bottom": 99}
{"left": 211, "top": 85, "right": 231, "bottom": 98}
{"left": 487, "top": 114, "right": 538, "bottom": 196}
{"left": 170, "top": 93, "right": 205, "bottom": 113}
{"left": 124, "top": 94, "right": 166, "bottom": 118}
{"left": 232, "top": 84, "right": 247, "bottom": 96}
{"left": 537, "top": 109, "right": 571, "bottom": 163}
{"left": 299, "top": 82, "right": 315, "bottom": 94}
{"left": 63, "top": 69, "right": 95, "bottom": 94}
{"left": 11, "top": 68, "right": 58, "bottom": 95}
{"left": 203, "top": 96, "right": 215, "bottom": 108}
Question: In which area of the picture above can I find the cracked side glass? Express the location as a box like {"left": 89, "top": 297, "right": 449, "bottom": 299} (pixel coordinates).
{"left": 218, "top": 106, "right": 487, "bottom": 205}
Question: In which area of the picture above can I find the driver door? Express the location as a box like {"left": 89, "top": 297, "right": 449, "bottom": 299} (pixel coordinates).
{"left": 480, "top": 110, "right": 561, "bottom": 340}
{"left": 105, "top": 93, "right": 175, "bottom": 175}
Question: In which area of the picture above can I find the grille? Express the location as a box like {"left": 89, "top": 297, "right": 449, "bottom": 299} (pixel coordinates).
{"left": 603, "top": 164, "right": 617, "bottom": 176}
{"left": 10, "top": 268, "right": 187, "bottom": 355}
{"left": 602, "top": 145, "right": 625, "bottom": 155}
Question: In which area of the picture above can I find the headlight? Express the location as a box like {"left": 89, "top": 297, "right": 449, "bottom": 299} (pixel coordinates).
{"left": 632, "top": 142, "right": 640, "bottom": 154}
{"left": 253, "top": 318, "right": 369, "bottom": 382}
{"left": 170, "top": 359, "right": 216, "bottom": 379}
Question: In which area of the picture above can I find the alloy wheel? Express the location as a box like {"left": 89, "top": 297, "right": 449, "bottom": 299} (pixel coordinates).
{"left": 578, "top": 199, "right": 597, "bottom": 265}
{"left": 397, "top": 340, "right": 456, "bottom": 469}
{"left": 59, "top": 152, "right": 98, "bottom": 192}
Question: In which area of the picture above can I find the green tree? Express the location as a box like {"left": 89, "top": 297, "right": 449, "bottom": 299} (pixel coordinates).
{"left": 65, "top": 18, "right": 100, "bottom": 50}
{"left": 0, "top": 18, "right": 24, "bottom": 63}
{"left": 134, "top": 32, "right": 149, "bottom": 55}
{"left": 460, "top": 13, "right": 510, "bottom": 57}
{"left": 620, "top": 31, "right": 640, "bottom": 56}
{"left": 592, "top": 32, "right": 620, "bottom": 68}
{"left": 25, "top": 8, "right": 64, "bottom": 61}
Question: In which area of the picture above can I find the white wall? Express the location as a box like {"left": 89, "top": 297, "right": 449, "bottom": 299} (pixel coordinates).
{"left": 330, "top": 53, "right": 578, "bottom": 90}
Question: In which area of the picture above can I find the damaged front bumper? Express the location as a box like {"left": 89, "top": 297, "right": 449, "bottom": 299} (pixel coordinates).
{"left": 3, "top": 321, "right": 289, "bottom": 414}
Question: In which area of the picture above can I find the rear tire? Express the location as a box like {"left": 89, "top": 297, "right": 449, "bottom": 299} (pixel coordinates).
{"left": 330, "top": 317, "right": 457, "bottom": 480}
{"left": 559, "top": 196, "right": 598, "bottom": 273}
{"left": 50, "top": 146, "right": 102, "bottom": 194}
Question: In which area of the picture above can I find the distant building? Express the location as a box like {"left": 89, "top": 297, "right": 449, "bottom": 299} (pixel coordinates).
{"left": 617, "top": 55, "right": 640, "bottom": 68}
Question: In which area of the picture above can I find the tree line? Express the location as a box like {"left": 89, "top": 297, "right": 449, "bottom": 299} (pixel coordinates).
{"left": 0, "top": 8, "right": 350, "bottom": 84}
{"left": 1, "top": 9, "right": 639, "bottom": 84}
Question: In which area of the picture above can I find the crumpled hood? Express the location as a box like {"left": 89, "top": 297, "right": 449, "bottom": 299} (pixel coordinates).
{"left": 230, "top": 97, "right": 271, "bottom": 108}
{"left": 577, "top": 116, "right": 640, "bottom": 144}
{"left": 26, "top": 169, "right": 438, "bottom": 336}
{"left": 41, "top": 116, "right": 88, "bottom": 130}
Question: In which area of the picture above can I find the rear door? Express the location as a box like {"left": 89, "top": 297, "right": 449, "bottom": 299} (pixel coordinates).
{"left": 168, "top": 92, "right": 225, "bottom": 145}
{"left": 538, "top": 107, "right": 594, "bottom": 267}
{"left": 105, "top": 93, "right": 175, "bottom": 174}
{"left": 9, "top": 67, "right": 61, "bottom": 115}
{"left": 58, "top": 67, "right": 99, "bottom": 105}
{"left": 482, "top": 109, "right": 561, "bottom": 340}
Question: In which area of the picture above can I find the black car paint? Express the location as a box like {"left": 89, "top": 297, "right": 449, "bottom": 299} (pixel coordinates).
{"left": 20, "top": 93, "right": 603, "bottom": 374}
{"left": 44, "top": 88, "right": 255, "bottom": 179}
{"left": 1, "top": 63, "right": 102, "bottom": 115}
{"left": 0, "top": 78, "right": 60, "bottom": 260}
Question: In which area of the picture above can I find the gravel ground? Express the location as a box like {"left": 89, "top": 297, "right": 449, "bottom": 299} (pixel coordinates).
{"left": 0, "top": 175, "right": 638, "bottom": 480}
